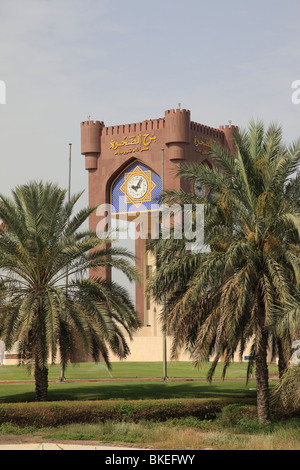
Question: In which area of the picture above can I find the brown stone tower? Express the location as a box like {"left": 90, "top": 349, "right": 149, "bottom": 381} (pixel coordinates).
{"left": 80, "top": 109, "right": 238, "bottom": 361}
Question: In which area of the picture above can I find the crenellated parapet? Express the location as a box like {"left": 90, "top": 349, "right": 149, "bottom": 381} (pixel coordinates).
{"left": 80, "top": 110, "right": 239, "bottom": 171}
{"left": 103, "top": 118, "right": 165, "bottom": 136}
{"left": 191, "top": 121, "right": 224, "bottom": 141}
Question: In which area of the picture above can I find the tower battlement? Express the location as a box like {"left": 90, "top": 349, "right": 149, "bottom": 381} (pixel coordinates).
{"left": 80, "top": 109, "right": 238, "bottom": 167}
{"left": 218, "top": 124, "right": 238, "bottom": 153}
{"left": 219, "top": 124, "right": 238, "bottom": 131}
{"left": 165, "top": 108, "right": 190, "bottom": 115}
{"left": 80, "top": 120, "right": 104, "bottom": 156}
{"left": 103, "top": 118, "right": 165, "bottom": 136}
{"left": 191, "top": 121, "right": 224, "bottom": 140}
{"left": 81, "top": 120, "right": 104, "bottom": 127}
{"left": 164, "top": 108, "right": 190, "bottom": 146}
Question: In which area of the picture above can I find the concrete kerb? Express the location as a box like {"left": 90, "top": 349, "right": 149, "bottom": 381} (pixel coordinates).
{"left": 0, "top": 443, "right": 144, "bottom": 450}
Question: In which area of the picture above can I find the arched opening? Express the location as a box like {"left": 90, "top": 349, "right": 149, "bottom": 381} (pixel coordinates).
{"left": 107, "top": 160, "right": 162, "bottom": 326}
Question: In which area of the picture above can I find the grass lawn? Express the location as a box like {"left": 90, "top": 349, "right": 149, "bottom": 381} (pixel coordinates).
{"left": 1, "top": 417, "right": 299, "bottom": 450}
{"left": 0, "top": 361, "right": 279, "bottom": 403}
{"left": 0, "top": 362, "right": 297, "bottom": 451}
{"left": 0, "top": 360, "right": 279, "bottom": 403}
{"left": 0, "top": 360, "right": 279, "bottom": 381}
{"left": 0, "top": 379, "right": 261, "bottom": 403}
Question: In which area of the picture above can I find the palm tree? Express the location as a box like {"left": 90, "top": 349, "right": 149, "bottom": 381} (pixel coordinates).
{"left": 0, "top": 181, "right": 140, "bottom": 401}
{"left": 148, "top": 121, "right": 300, "bottom": 421}
{"left": 267, "top": 168, "right": 300, "bottom": 378}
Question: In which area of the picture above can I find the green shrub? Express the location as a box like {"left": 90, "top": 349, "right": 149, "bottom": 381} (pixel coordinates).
{"left": 0, "top": 422, "right": 38, "bottom": 435}
{"left": 165, "top": 416, "right": 210, "bottom": 430}
{"left": 220, "top": 404, "right": 257, "bottom": 427}
{"left": 218, "top": 404, "right": 274, "bottom": 434}
{"left": 0, "top": 400, "right": 223, "bottom": 428}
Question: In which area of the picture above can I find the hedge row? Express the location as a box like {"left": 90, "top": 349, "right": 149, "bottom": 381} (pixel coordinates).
{"left": 0, "top": 399, "right": 225, "bottom": 428}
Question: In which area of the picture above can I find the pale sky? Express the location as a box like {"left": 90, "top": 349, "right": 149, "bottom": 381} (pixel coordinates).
{"left": 0, "top": 0, "right": 300, "bottom": 210}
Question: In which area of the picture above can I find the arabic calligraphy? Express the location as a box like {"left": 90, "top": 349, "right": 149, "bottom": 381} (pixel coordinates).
{"left": 194, "top": 136, "right": 216, "bottom": 154}
{"left": 110, "top": 133, "right": 157, "bottom": 155}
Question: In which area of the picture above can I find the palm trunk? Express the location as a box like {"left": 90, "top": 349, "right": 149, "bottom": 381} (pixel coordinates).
{"left": 34, "top": 312, "right": 49, "bottom": 401}
{"left": 34, "top": 363, "right": 48, "bottom": 401}
{"left": 255, "top": 305, "right": 270, "bottom": 421}
{"left": 277, "top": 338, "right": 288, "bottom": 379}
{"left": 59, "top": 363, "right": 66, "bottom": 382}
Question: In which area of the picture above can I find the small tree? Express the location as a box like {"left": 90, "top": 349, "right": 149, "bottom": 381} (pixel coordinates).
{"left": 0, "top": 181, "right": 140, "bottom": 401}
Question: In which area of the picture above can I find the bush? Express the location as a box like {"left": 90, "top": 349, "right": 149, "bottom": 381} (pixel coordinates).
{"left": 164, "top": 416, "right": 210, "bottom": 430}
{"left": 220, "top": 404, "right": 257, "bottom": 427}
{"left": 218, "top": 404, "right": 274, "bottom": 434}
{"left": 0, "top": 399, "right": 223, "bottom": 428}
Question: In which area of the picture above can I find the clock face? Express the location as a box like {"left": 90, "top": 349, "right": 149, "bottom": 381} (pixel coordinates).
{"left": 127, "top": 175, "right": 148, "bottom": 199}
{"left": 194, "top": 181, "right": 206, "bottom": 198}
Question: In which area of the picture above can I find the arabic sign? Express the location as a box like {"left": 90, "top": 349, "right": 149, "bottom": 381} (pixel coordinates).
{"left": 110, "top": 133, "right": 157, "bottom": 155}
{"left": 194, "top": 136, "right": 216, "bottom": 154}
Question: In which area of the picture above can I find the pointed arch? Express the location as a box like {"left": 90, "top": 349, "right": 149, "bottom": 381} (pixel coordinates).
{"left": 109, "top": 159, "right": 162, "bottom": 215}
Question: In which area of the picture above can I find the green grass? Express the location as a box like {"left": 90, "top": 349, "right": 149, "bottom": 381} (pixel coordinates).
{"left": 0, "top": 361, "right": 279, "bottom": 404}
{"left": 0, "top": 360, "right": 279, "bottom": 381}
{"left": 0, "top": 362, "right": 296, "bottom": 450}
{"left": 0, "top": 362, "right": 300, "bottom": 450}
{"left": 1, "top": 417, "right": 299, "bottom": 450}
{"left": 43, "top": 417, "right": 300, "bottom": 450}
{"left": 0, "top": 379, "right": 266, "bottom": 403}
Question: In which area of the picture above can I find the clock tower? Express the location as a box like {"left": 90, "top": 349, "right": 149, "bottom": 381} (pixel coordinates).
{"left": 81, "top": 108, "right": 237, "bottom": 361}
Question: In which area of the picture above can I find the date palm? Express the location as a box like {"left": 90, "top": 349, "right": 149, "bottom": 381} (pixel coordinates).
{"left": 148, "top": 121, "right": 300, "bottom": 421}
{"left": 0, "top": 181, "right": 140, "bottom": 401}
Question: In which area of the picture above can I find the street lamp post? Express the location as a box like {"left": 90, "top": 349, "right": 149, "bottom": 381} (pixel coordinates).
{"left": 59, "top": 143, "right": 72, "bottom": 383}
{"left": 65, "top": 143, "right": 72, "bottom": 291}
{"left": 161, "top": 148, "right": 167, "bottom": 381}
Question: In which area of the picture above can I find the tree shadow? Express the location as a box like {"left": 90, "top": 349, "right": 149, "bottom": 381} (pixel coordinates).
{"left": 0, "top": 380, "right": 257, "bottom": 403}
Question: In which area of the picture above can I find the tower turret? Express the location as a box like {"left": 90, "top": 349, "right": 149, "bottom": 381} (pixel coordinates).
{"left": 219, "top": 123, "right": 238, "bottom": 155}
{"left": 164, "top": 108, "right": 191, "bottom": 160}
{"left": 81, "top": 120, "right": 104, "bottom": 170}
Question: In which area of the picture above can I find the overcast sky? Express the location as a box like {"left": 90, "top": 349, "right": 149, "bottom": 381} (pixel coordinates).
{"left": 0, "top": 0, "right": 300, "bottom": 210}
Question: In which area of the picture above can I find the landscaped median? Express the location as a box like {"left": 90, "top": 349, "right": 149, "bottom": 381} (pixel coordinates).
{"left": 0, "top": 400, "right": 298, "bottom": 450}
{"left": 0, "top": 399, "right": 231, "bottom": 428}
